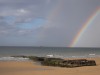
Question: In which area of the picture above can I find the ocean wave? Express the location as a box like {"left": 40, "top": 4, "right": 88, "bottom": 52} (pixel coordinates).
{"left": 0, "top": 57, "right": 29, "bottom": 61}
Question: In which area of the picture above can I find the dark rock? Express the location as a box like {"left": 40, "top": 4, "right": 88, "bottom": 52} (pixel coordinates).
{"left": 41, "top": 58, "right": 96, "bottom": 68}
{"left": 12, "top": 56, "right": 96, "bottom": 68}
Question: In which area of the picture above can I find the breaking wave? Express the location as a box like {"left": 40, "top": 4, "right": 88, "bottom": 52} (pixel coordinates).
{"left": 0, "top": 57, "right": 29, "bottom": 61}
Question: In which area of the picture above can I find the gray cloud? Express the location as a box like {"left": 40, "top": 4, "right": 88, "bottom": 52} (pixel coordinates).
{"left": 0, "top": 0, "right": 100, "bottom": 47}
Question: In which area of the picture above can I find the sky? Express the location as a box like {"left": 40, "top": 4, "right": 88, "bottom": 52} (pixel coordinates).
{"left": 0, "top": 0, "right": 100, "bottom": 47}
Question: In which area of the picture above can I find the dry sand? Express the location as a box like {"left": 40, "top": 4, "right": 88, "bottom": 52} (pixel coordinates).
{"left": 0, "top": 58, "right": 100, "bottom": 75}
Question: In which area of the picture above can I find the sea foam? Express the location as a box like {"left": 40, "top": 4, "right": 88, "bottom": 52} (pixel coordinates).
{"left": 0, "top": 57, "right": 29, "bottom": 61}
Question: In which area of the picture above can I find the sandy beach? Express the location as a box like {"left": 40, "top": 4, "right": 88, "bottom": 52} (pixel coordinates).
{"left": 0, "top": 58, "right": 100, "bottom": 75}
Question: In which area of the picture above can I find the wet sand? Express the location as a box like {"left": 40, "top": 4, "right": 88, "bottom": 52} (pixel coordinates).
{"left": 0, "top": 58, "right": 100, "bottom": 75}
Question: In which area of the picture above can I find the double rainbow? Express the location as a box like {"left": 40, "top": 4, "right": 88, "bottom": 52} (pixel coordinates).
{"left": 44, "top": 0, "right": 100, "bottom": 47}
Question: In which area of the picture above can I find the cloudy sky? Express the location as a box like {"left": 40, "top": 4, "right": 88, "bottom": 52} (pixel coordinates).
{"left": 0, "top": 0, "right": 100, "bottom": 47}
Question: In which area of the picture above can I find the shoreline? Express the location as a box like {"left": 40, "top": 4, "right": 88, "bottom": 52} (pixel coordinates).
{"left": 0, "top": 56, "right": 99, "bottom": 65}
{"left": 0, "top": 57, "right": 100, "bottom": 75}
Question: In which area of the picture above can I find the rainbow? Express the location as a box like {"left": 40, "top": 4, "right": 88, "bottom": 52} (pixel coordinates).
{"left": 46, "top": 0, "right": 64, "bottom": 21}
{"left": 70, "top": 7, "right": 100, "bottom": 47}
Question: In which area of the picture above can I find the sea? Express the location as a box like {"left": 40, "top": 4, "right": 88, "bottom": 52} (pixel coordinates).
{"left": 0, "top": 46, "right": 100, "bottom": 61}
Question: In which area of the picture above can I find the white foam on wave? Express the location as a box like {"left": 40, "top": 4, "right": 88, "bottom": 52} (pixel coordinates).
{"left": 0, "top": 57, "right": 29, "bottom": 61}
{"left": 89, "top": 54, "right": 95, "bottom": 56}
{"left": 46, "top": 55, "right": 54, "bottom": 57}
